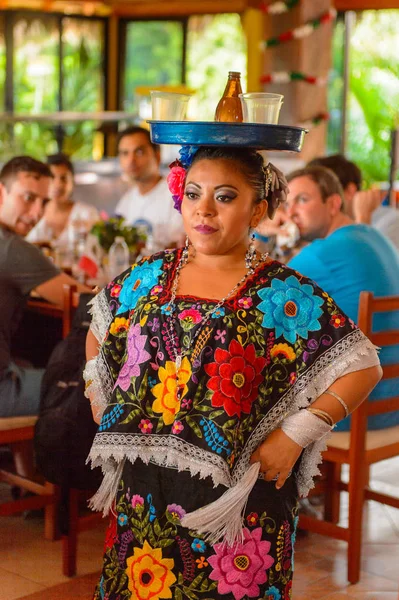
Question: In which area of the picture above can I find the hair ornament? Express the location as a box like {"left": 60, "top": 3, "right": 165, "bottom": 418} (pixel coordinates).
{"left": 265, "top": 162, "right": 290, "bottom": 218}
{"left": 167, "top": 145, "right": 199, "bottom": 213}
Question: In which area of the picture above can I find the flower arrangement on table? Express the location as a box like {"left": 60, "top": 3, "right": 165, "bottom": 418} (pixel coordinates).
{"left": 90, "top": 213, "right": 147, "bottom": 253}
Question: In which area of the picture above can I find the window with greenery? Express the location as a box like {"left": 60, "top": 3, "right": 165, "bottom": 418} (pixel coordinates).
{"left": 186, "top": 14, "right": 247, "bottom": 121}
{"left": 0, "top": 12, "right": 105, "bottom": 161}
{"left": 328, "top": 10, "right": 399, "bottom": 187}
{"left": 122, "top": 20, "right": 185, "bottom": 112}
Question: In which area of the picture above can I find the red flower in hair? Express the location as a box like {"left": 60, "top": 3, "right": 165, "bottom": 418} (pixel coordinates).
{"left": 167, "top": 164, "right": 186, "bottom": 212}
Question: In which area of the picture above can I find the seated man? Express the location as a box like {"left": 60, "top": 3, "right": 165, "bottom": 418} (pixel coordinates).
{"left": 286, "top": 165, "right": 399, "bottom": 431}
{"left": 115, "top": 126, "right": 183, "bottom": 248}
{"left": 308, "top": 154, "right": 399, "bottom": 250}
{"left": 0, "top": 155, "right": 92, "bottom": 417}
{"left": 0, "top": 156, "right": 90, "bottom": 476}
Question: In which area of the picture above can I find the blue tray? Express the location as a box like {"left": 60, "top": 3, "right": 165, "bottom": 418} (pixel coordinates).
{"left": 148, "top": 120, "right": 307, "bottom": 152}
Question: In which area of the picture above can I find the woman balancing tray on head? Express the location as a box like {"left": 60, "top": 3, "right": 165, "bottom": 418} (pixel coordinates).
{"left": 84, "top": 121, "right": 381, "bottom": 600}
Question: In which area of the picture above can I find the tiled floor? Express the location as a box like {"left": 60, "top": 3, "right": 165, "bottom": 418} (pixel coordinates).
{"left": 0, "top": 458, "right": 398, "bottom": 600}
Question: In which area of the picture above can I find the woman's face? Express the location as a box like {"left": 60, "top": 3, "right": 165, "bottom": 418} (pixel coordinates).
{"left": 182, "top": 158, "right": 267, "bottom": 257}
{"left": 49, "top": 164, "right": 74, "bottom": 205}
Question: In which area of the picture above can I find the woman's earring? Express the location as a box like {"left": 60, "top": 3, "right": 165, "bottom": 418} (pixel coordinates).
{"left": 245, "top": 230, "right": 257, "bottom": 272}
{"left": 183, "top": 235, "right": 195, "bottom": 261}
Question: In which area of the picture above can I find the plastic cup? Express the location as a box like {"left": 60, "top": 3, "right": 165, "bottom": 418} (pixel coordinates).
{"left": 239, "top": 93, "right": 284, "bottom": 124}
{"left": 150, "top": 91, "right": 191, "bottom": 120}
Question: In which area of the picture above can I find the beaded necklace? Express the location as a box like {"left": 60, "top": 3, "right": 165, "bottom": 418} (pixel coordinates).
{"left": 167, "top": 248, "right": 269, "bottom": 400}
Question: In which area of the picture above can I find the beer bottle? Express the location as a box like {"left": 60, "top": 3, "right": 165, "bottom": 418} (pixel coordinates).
{"left": 214, "top": 71, "right": 243, "bottom": 122}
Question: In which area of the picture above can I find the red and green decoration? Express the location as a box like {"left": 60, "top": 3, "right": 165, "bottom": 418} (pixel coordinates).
{"left": 260, "top": 71, "right": 327, "bottom": 86}
{"left": 262, "top": 7, "right": 337, "bottom": 48}
{"left": 298, "top": 112, "right": 330, "bottom": 129}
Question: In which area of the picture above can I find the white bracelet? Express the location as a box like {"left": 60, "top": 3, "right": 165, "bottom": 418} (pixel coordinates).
{"left": 281, "top": 409, "right": 333, "bottom": 448}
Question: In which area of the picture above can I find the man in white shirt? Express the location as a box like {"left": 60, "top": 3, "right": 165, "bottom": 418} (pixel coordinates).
{"left": 115, "top": 127, "right": 183, "bottom": 248}
{"left": 308, "top": 154, "right": 399, "bottom": 250}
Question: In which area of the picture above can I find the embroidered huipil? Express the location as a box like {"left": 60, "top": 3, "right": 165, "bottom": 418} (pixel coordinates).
{"left": 87, "top": 249, "right": 379, "bottom": 600}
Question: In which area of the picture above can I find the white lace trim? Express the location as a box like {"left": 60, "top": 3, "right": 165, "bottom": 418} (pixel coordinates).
{"left": 83, "top": 358, "right": 108, "bottom": 421}
{"left": 89, "top": 433, "right": 231, "bottom": 488}
{"left": 88, "top": 289, "right": 113, "bottom": 343}
{"left": 88, "top": 328, "right": 380, "bottom": 512}
{"left": 233, "top": 328, "right": 380, "bottom": 496}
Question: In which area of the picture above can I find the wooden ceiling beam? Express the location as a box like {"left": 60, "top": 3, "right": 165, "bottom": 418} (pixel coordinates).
{"left": 335, "top": 0, "right": 399, "bottom": 9}
{"left": 110, "top": 1, "right": 248, "bottom": 17}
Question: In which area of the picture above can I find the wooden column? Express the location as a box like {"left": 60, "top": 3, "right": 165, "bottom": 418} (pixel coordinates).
{"left": 105, "top": 13, "right": 119, "bottom": 157}
{"left": 260, "top": 0, "right": 334, "bottom": 161}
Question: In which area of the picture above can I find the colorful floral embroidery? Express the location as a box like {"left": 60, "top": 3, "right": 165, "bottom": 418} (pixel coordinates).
{"left": 152, "top": 358, "right": 191, "bottom": 425}
{"left": 115, "top": 323, "right": 151, "bottom": 391}
{"left": 117, "top": 258, "right": 164, "bottom": 314}
{"left": 257, "top": 275, "right": 324, "bottom": 343}
{"left": 125, "top": 540, "right": 176, "bottom": 600}
{"left": 109, "top": 317, "right": 129, "bottom": 336}
{"left": 270, "top": 343, "right": 296, "bottom": 362}
{"left": 205, "top": 340, "right": 267, "bottom": 417}
{"left": 330, "top": 314, "right": 346, "bottom": 328}
{"left": 208, "top": 527, "right": 274, "bottom": 600}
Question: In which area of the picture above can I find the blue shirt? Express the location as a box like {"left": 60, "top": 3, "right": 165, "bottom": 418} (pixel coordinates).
{"left": 289, "top": 224, "right": 399, "bottom": 430}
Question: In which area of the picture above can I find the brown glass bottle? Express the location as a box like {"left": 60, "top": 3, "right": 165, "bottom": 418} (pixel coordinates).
{"left": 214, "top": 71, "right": 243, "bottom": 122}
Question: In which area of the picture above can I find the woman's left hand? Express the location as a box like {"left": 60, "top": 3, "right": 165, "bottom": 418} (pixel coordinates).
{"left": 250, "top": 428, "right": 302, "bottom": 490}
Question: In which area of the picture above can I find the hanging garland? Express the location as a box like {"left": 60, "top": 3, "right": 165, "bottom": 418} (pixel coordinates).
{"left": 297, "top": 112, "right": 330, "bottom": 130}
{"left": 262, "top": 8, "right": 337, "bottom": 48}
{"left": 260, "top": 71, "right": 327, "bottom": 86}
{"left": 258, "top": 0, "right": 299, "bottom": 14}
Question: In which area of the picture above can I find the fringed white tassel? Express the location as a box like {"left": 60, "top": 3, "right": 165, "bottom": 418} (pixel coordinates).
{"left": 88, "top": 458, "right": 125, "bottom": 516}
{"left": 180, "top": 462, "right": 261, "bottom": 546}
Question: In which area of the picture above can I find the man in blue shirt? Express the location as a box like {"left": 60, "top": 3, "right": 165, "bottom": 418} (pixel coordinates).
{"left": 287, "top": 165, "right": 399, "bottom": 431}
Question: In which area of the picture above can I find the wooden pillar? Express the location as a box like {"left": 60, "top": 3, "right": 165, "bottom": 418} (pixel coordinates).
{"left": 105, "top": 14, "right": 120, "bottom": 157}
{"left": 260, "top": 0, "right": 334, "bottom": 161}
{"left": 242, "top": 8, "right": 264, "bottom": 93}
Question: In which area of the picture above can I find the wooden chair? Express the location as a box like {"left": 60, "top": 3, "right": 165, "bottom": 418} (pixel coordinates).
{"left": 60, "top": 284, "right": 103, "bottom": 576}
{"left": 0, "top": 416, "right": 58, "bottom": 540}
{"left": 299, "top": 291, "right": 399, "bottom": 584}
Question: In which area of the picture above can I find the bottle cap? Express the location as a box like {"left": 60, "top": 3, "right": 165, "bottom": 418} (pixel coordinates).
{"left": 228, "top": 71, "right": 241, "bottom": 78}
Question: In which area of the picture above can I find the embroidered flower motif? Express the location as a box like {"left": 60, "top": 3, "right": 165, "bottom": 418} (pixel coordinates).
{"left": 167, "top": 165, "right": 186, "bottom": 213}
{"left": 289, "top": 372, "right": 297, "bottom": 385}
{"left": 148, "top": 317, "right": 160, "bottom": 333}
{"left": 283, "top": 580, "right": 292, "bottom": 600}
{"left": 211, "top": 306, "right": 225, "bottom": 318}
{"left": 117, "top": 259, "right": 164, "bottom": 314}
{"left": 196, "top": 556, "right": 208, "bottom": 569}
{"left": 238, "top": 297, "right": 253, "bottom": 309}
{"left": 171, "top": 420, "right": 184, "bottom": 435}
{"left": 132, "top": 494, "right": 144, "bottom": 509}
{"left": 205, "top": 340, "right": 267, "bottom": 418}
{"left": 181, "top": 398, "right": 192, "bottom": 410}
{"left": 215, "top": 329, "right": 227, "bottom": 343}
{"left": 257, "top": 275, "right": 324, "bottom": 343}
{"left": 269, "top": 343, "right": 296, "bottom": 362}
{"left": 265, "top": 586, "right": 282, "bottom": 600}
{"left": 104, "top": 512, "right": 118, "bottom": 551}
{"left": 208, "top": 527, "right": 274, "bottom": 600}
{"left": 125, "top": 540, "right": 176, "bottom": 600}
{"left": 151, "top": 284, "right": 163, "bottom": 295}
{"left": 246, "top": 512, "right": 259, "bottom": 526}
{"left": 118, "top": 513, "right": 128, "bottom": 526}
{"left": 167, "top": 504, "right": 186, "bottom": 520}
{"left": 138, "top": 419, "right": 153, "bottom": 434}
{"left": 110, "top": 284, "right": 122, "bottom": 298}
{"left": 109, "top": 317, "right": 129, "bottom": 336}
{"left": 160, "top": 304, "right": 173, "bottom": 316}
{"left": 152, "top": 358, "right": 192, "bottom": 425}
{"left": 178, "top": 308, "right": 202, "bottom": 331}
{"left": 191, "top": 538, "right": 206, "bottom": 553}
{"left": 115, "top": 324, "right": 151, "bottom": 391}
{"left": 330, "top": 314, "right": 346, "bottom": 328}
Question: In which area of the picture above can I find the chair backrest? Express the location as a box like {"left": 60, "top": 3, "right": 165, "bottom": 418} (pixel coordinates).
{"left": 357, "top": 291, "right": 399, "bottom": 418}
{"left": 62, "top": 284, "right": 80, "bottom": 339}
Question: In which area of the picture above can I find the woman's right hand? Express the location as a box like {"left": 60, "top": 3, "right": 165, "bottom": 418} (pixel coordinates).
{"left": 250, "top": 428, "right": 302, "bottom": 490}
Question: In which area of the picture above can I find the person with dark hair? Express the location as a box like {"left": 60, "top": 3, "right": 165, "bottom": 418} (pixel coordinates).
{"left": 84, "top": 145, "right": 380, "bottom": 600}
{"left": 0, "top": 155, "right": 90, "bottom": 477}
{"left": 287, "top": 165, "right": 399, "bottom": 431}
{"left": 308, "top": 153, "right": 399, "bottom": 249}
{"left": 115, "top": 126, "right": 183, "bottom": 248}
{"left": 27, "top": 152, "right": 98, "bottom": 246}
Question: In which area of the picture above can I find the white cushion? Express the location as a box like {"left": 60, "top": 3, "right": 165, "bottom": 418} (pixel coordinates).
{"left": 328, "top": 425, "right": 399, "bottom": 451}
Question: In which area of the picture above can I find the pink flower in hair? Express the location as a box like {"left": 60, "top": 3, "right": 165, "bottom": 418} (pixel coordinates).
{"left": 167, "top": 164, "right": 186, "bottom": 213}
